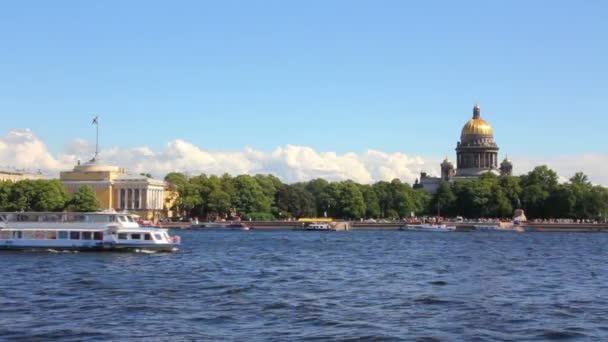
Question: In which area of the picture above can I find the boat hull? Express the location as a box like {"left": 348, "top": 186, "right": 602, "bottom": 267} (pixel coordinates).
{"left": 399, "top": 225, "right": 455, "bottom": 232}
{"left": 0, "top": 241, "right": 179, "bottom": 252}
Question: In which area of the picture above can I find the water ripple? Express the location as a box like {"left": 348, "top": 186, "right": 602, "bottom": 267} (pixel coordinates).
{"left": 1, "top": 231, "right": 608, "bottom": 340}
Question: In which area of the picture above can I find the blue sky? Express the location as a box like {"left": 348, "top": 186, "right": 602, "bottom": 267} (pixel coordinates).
{"left": 0, "top": 0, "right": 606, "bottom": 159}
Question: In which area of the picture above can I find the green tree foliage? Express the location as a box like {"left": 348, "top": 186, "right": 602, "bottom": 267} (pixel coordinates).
{"left": 232, "top": 175, "right": 273, "bottom": 217}
{"left": 0, "top": 180, "right": 70, "bottom": 211}
{"left": 159, "top": 166, "right": 608, "bottom": 221}
{"left": 275, "top": 184, "right": 315, "bottom": 219}
{"left": 431, "top": 181, "right": 456, "bottom": 216}
{"left": 360, "top": 184, "right": 381, "bottom": 218}
{"left": 334, "top": 181, "right": 366, "bottom": 219}
{"left": 66, "top": 185, "right": 101, "bottom": 212}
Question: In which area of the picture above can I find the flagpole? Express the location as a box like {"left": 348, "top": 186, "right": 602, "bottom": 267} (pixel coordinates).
{"left": 95, "top": 117, "right": 99, "bottom": 158}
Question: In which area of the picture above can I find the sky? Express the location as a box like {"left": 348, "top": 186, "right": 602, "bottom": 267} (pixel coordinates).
{"left": 0, "top": 1, "right": 607, "bottom": 184}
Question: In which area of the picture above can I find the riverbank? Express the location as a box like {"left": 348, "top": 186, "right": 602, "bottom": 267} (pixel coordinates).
{"left": 162, "top": 221, "right": 608, "bottom": 232}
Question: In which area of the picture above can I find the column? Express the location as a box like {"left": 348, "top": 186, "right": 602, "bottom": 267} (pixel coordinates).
{"left": 152, "top": 189, "right": 158, "bottom": 209}
{"left": 117, "top": 188, "right": 121, "bottom": 210}
{"left": 138, "top": 188, "right": 143, "bottom": 209}
{"left": 130, "top": 188, "right": 135, "bottom": 210}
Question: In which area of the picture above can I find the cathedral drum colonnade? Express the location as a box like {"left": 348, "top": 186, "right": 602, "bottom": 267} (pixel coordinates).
{"left": 416, "top": 104, "right": 513, "bottom": 193}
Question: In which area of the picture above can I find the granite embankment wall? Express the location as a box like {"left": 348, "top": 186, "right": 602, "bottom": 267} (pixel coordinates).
{"left": 163, "top": 221, "right": 608, "bottom": 232}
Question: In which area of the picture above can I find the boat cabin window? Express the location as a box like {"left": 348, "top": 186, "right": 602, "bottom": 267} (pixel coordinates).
{"left": 34, "top": 231, "right": 45, "bottom": 239}
{"left": 23, "top": 231, "right": 34, "bottom": 239}
{"left": 118, "top": 233, "right": 128, "bottom": 240}
{"left": 118, "top": 216, "right": 128, "bottom": 223}
{"left": 82, "top": 232, "right": 93, "bottom": 240}
{"left": 144, "top": 233, "right": 152, "bottom": 241}
{"left": 127, "top": 216, "right": 134, "bottom": 223}
{"left": 0, "top": 231, "right": 11, "bottom": 239}
{"left": 46, "top": 232, "right": 57, "bottom": 240}
{"left": 70, "top": 231, "right": 80, "bottom": 240}
{"left": 154, "top": 233, "right": 162, "bottom": 240}
{"left": 109, "top": 215, "right": 117, "bottom": 222}
{"left": 58, "top": 231, "right": 68, "bottom": 239}
{"left": 130, "top": 233, "right": 141, "bottom": 240}
{"left": 12, "top": 231, "right": 22, "bottom": 239}
{"left": 94, "top": 232, "right": 103, "bottom": 240}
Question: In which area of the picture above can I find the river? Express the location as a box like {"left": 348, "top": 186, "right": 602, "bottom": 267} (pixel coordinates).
{"left": 1, "top": 230, "right": 607, "bottom": 341}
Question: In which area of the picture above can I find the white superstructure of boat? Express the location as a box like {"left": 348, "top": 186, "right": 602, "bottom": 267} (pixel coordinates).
{"left": 399, "top": 224, "right": 456, "bottom": 232}
{"left": 474, "top": 225, "right": 524, "bottom": 232}
{"left": 0, "top": 212, "right": 180, "bottom": 252}
{"left": 304, "top": 223, "right": 335, "bottom": 231}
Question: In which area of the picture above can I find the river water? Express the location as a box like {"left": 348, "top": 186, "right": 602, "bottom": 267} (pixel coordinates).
{"left": 1, "top": 230, "right": 607, "bottom": 341}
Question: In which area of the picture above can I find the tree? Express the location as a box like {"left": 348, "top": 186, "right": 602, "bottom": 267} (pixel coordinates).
{"left": 372, "top": 181, "right": 394, "bottom": 219}
{"left": 30, "top": 180, "right": 70, "bottom": 211}
{"left": 67, "top": 185, "right": 101, "bottom": 212}
{"left": 276, "top": 184, "right": 315, "bottom": 219}
{"left": 360, "top": 184, "right": 381, "bottom": 218}
{"left": 305, "top": 178, "right": 331, "bottom": 217}
{"left": 432, "top": 181, "right": 456, "bottom": 217}
{"left": 0, "top": 181, "right": 13, "bottom": 211}
{"left": 335, "top": 181, "right": 366, "bottom": 219}
{"left": 232, "top": 175, "right": 272, "bottom": 217}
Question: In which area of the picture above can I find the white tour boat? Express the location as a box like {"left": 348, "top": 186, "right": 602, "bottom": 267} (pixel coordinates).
{"left": 474, "top": 225, "right": 525, "bottom": 232}
{"left": 0, "top": 212, "right": 181, "bottom": 252}
{"left": 399, "top": 224, "right": 456, "bottom": 232}
{"left": 304, "top": 223, "right": 335, "bottom": 231}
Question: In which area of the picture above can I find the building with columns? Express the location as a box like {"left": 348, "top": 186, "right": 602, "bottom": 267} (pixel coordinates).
{"left": 0, "top": 169, "right": 47, "bottom": 182}
{"left": 415, "top": 104, "right": 513, "bottom": 193}
{"left": 60, "top": 158, "right": 177, "bottom": 220}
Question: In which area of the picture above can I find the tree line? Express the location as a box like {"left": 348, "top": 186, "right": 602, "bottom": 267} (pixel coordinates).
{"left": 167, "top": 165, "right": 608, "bottom": 221}
{"left": 432, "top": 166, "right": 608, "bottom": 220}
{"left": 164, "top": 173, "right": 430, "bottom": 221}
{"left": 0, "top": 180, "right": 100, "bottom": 212}
{"left": 1, "top": 165, "right": 606, "bottom": 220}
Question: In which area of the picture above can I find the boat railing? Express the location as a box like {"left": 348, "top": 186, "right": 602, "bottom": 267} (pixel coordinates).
{"left": 0, "top": 212, "right": 124, "bottom": 224}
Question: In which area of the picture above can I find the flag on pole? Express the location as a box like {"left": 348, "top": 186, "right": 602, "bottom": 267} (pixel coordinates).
{"left": 92, "top": 115, "right": 99, "bottom": 125}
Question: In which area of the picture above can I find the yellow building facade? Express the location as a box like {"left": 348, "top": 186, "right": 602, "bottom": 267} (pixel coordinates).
{"left": 60, "top": 159, "right": 177, "bottom": 221}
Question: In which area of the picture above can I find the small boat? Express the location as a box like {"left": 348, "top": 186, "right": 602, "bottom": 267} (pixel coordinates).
{"left": 190, "top": 222, "right": 250, "bottom": 230}
{"left": 399, "top": 224, "right": 456, "bottom": 232}
{"left": 0, "top": 212, "right": 180, "bottom": 252}
{"left": 304, "top": 223, "right": 335, "bottom": 231}
{"left": 474, "top": 225, "right": 524, "bottom": 232}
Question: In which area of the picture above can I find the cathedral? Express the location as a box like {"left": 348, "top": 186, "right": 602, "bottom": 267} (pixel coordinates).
{"left": 415, "top": 104, "right": 513, "bottom": 193}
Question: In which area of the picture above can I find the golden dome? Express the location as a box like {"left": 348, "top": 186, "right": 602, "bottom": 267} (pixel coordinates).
{"left": 461, "top": 117, "right": 493, "bottom": 137}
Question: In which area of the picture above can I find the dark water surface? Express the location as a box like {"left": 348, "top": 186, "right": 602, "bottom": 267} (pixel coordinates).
{"left": 1, "top": 230, "right": 608, "bottom": 341}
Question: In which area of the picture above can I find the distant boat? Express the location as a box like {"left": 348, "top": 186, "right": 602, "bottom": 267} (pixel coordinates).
{"left": 399, "top": 224, "right": 456, "bottom": 232}
{"left": 304, "top": 223, "right": 335, "bottom": 231}
{"left": 190, "top": 222, "right": 250, "bottom": 231}
{"left": 474, "top": 225, "right": 524, "bottom": 232}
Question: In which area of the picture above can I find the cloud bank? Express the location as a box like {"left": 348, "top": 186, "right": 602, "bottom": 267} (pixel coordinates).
{"left": 1, "top": 129, "right": 606, "bottom": 185}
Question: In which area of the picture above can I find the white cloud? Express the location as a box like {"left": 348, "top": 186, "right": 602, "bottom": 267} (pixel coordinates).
{"left": 0, "top": 129, "right": 607, "bottom": 186}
